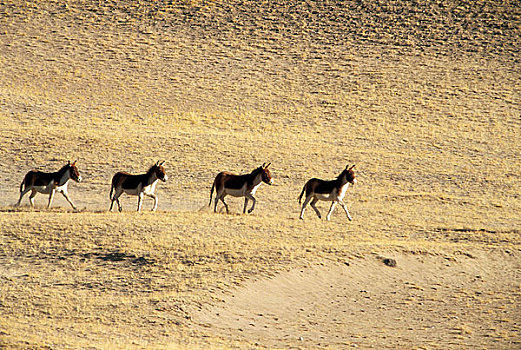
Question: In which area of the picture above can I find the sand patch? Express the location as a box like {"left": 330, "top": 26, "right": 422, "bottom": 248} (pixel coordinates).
{"left": 192, "top": 250, "right": 520, "bottom": 348}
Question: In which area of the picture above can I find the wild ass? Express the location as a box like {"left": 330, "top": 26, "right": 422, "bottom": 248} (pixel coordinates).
{"left": 298, "top": 164, "right": 357, "bottom": 221}
{"left": 209, "top": 163, "right": 273, "bottom": 214}
{"left": 16, "top": 161, "right": 83, "bottom": 210}
{"left": 109, "top": 161, "right": 168, "bottom": 212}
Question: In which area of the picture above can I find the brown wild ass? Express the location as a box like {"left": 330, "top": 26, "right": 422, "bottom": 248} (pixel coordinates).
{"left": 16, "top": 161, "right": 83, "bottom": 210}
{"left": 109, "top": 161, "right": 168, "bottom": 212}
{"left": 209, "top": 163, "right": 273, "bottom": 214}
{"left": 298, "top": 164, "right": 357, "bottom": 221}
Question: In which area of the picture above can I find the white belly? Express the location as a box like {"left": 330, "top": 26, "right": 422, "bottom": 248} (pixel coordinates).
{"left": 225, "top": 186, "right": 246, "bottom": 197}
{"left": 315, "top": 192, "right": 334, "bottom": 201}
{"left": 123, "top": 181, "right": 158, "bottom": 196}
{"left": 223, "top": 182, "right": 261, "bottom": 198}
{"left": 33, "top": 183, "right": 68, "bottom": 194}
{"left": 123, "top": 188, "right": 140, "bottom": 196}
{"left": 34, "top": 186, "right": 51, "bottom": 194}
{"left": 314, "top": 183, "right": 349, "bottom": 202}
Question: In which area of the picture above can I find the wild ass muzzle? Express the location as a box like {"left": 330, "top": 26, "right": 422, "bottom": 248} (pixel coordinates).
{"left": 109, "top": 161, "right": 168, "bottom": 212}
{"left": 16, "top": 161, "right": 83, "bottom": 210}
{"left": 298, "top": 164, "right": 357, "bottom": 221}
{"left": 209, "top": 163, "right": 273, "bottom": 214}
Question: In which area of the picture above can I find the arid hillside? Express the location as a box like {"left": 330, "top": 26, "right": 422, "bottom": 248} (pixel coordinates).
{"left": 1, "top": 1, "right": 520, "bottom": 348}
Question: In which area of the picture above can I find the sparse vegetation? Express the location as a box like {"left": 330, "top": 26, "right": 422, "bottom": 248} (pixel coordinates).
{"left": 1, "top": 0, "right": 520, "bottom": 348}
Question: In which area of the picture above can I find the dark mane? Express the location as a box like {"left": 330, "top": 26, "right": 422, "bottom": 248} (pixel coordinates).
{"left": 248, "top": 166, "right": 264, "bottom": 185}
{"left": 336, "top": 169, "right": 348, "bottom": 182}
{"left": 146, "top": 164, "right": 158, "bottom": 175}
{"left": 57, "top": 163, "right": 71, "bottom": 175}
{"left": 250, "top": 166, "right": 263, "bottom": 176}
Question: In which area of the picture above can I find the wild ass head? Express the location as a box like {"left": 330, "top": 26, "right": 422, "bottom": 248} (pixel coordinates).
{"left": 68, "top": 160, "right": 82, "bottom": 182}
{"left": 260, "top": 162, "right": 273, "bottom": 185}
{"left": 152, "top": 161, "right": 168, "bottom": 182}
{"left": 342, "top": 164, "right": 357, "bottom": 185}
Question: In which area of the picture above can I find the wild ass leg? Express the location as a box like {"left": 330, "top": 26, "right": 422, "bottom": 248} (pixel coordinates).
{"left": 29, "top": 190, "right": 37, "bottom": 207}
{"left": 299, "top": 195, "right": 313, "bottom": 220}
{"left": 60, "top": 190, "right": 77, "bottom": 210}
{"left": 310, "top": 198, "right": 322, "bottom": 219}
{"left": 109, "top": 197, "right": 123, "bottom": 212}
{"left": 47, "top": 188, "right": 56, "bottom": 208}
{"left": 246, "top": 193, "right": 256, "bottom": 214}
{"left": 146, "top": 193, "right": 158, "bottom": 211}
{"left": 137, "top": 192, "right": 144, "bottom": 212}
{"left": 214, "top": 190, "right": 229, "bottom": 213}
{"left": 339, "top": 200, "right": 353, "bottom": 221}
{"left": 326, "top": 201, "right": 337, "bottom": 221}
{"left": 109, "top": 189, "right": 123, "bottom": 212}
{"left": 213, "top": 196, "right": 219, "bottom": 213}
{"left": 243, "top": 198, "right": 249, "bottom": 214}
{"left": 17, "top": 188, "right": 31, "bottom": 207}
{"left": 220, "top": 196, "right": 230, "bottom": 213}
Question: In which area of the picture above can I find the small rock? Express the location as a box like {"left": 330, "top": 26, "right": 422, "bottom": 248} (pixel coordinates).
{"left": 383, "top": 258, "right": 397, "bottom": 267}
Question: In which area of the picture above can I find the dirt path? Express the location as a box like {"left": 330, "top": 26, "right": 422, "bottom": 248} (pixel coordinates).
{"left": 192, "top": 250, "right": 520, "bottom": 348}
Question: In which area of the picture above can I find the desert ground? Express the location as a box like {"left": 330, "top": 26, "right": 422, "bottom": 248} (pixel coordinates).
{"left": 0, "top": 0, "right": 520, "bottom": 348}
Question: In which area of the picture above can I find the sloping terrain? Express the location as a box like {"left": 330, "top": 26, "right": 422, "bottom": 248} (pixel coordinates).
{"left": 0, "top": 0, "right": 520, "bottom": 348}
{"left": 193, "top": 252, "right": 520, "bottom": 348}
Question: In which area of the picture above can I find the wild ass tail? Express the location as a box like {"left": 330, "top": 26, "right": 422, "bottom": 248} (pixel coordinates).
{"left": 208, "top": 180, "right": 215, "bottom": 207}
{"left": 298, "top": 184, "right": 306, "bottom": 204}
{"left": 19, "top": 179, "right": 25, "bottom": 193}
{"left": 109, "top": 182, "right": 114, "bottom": 200}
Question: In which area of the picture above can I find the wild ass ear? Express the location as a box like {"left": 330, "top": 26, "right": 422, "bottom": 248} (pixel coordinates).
{"left": 265, "top": 162, "right": 271, "bottom": 169}
{"left": 160, "top": 161, "right": 165, "bottom": 166}
{"left": 68, "top": 160, "right": 71, "bottom": 165}
{"left": 72, "top": 160, "right": 77, "bottom": 166}
{"left": 349, "top": 164, "right": 356, "bottom": 170}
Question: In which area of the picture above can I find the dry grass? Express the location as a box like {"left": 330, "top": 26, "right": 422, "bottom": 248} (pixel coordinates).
{"left": 1, "top": 208, "right": 519, "bottom": 348}
{"left": 1, "top": 0, "right": 520, "bottom": 348}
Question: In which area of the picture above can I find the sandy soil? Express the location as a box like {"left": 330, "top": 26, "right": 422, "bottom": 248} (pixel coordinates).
{"left": 1, "top": 0, "right": 520, "bottom": 348}
{"left": 193, "top": 250, "right": 520, "bottom": 348}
